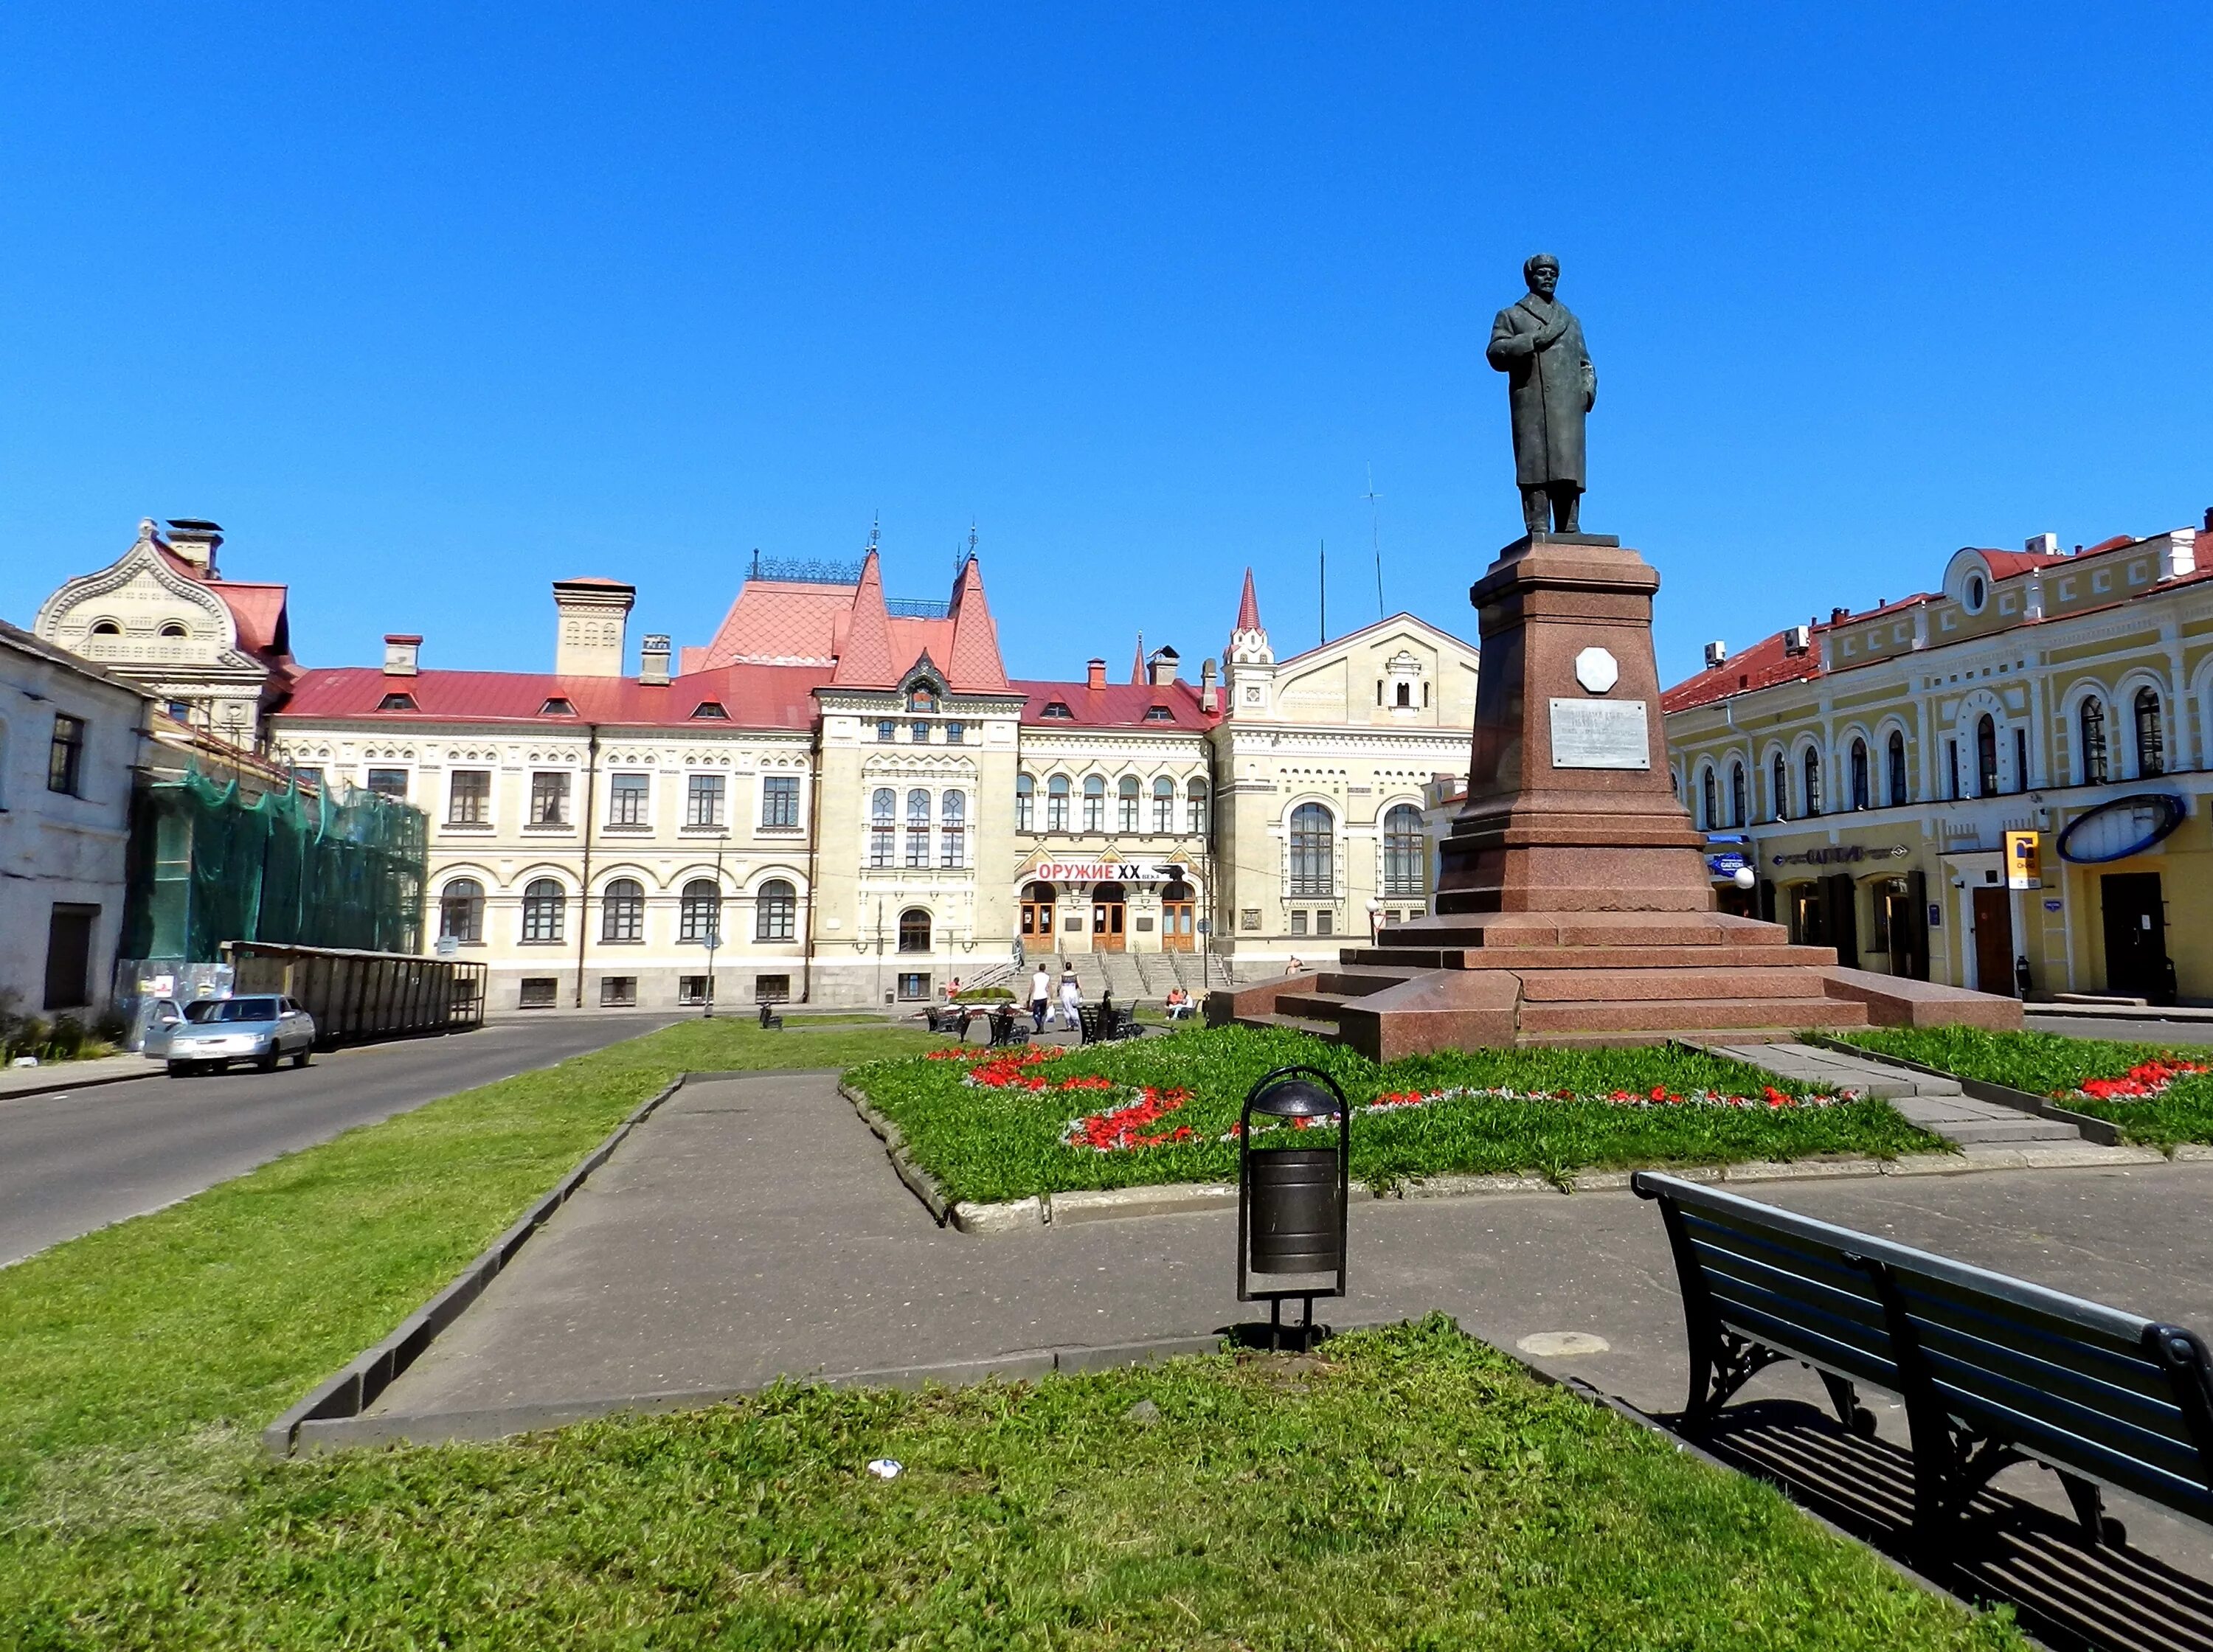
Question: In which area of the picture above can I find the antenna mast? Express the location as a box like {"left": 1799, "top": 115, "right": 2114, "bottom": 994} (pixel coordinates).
{"left": 1319, "top": 538, "right": 1327, "bottom": 645}
{"left": 1365, "top": 464, "right": 1385, "bottom": 620}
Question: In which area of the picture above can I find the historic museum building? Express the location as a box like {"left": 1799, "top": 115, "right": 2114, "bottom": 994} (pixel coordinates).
{"left": 1662, "top": 513, "right": 2213, "bottom": 1003}
{"left": 40, "top": 521, "right": 1478, "bottom": 1010}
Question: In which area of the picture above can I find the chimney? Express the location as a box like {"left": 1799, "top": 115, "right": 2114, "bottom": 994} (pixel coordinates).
{"left": 1199, "top": 657, "right": 1219, "bottom": 713}
{"left": 552, "top": 578, "right": 636, "bottom": 676}
{"left": 164, "top": 518, "right": 224, "bottom": 573}
{"left": 2203, "top": 507, "right": 2212, "bottom": 534}
{"left": 382, "top": 634, "right": 422, "bottom": 676}
{"left": 1149, "top": 645, "right": 1180, "bottom": 687}
{"left": 639, "top": 634, "right": 671, "bottom": 685}
{"left": 1086, "top": 658, "right": 1106, "bottom": 690}
{"left": 2025, "top": 532, "right": 2060, "bottom": 556}
{"left": 1703, "top": 640, "right": 1728, "bottom": 669}
{"left": 1829, "top": 606, "right": 1849, "bottom": 625}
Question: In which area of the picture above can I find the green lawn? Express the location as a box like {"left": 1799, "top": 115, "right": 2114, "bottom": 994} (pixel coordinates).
{"left": 1838, "top": 1026, "right": 2213, "bottom": 1147}
{"left": 0, "top": 1318, "right": 2023, "bottom": 1650}
{"left": 0, "top": 1017, "right": 938, "bottom": 1519}
{"left": 846, "top": 1024, "right": 1944, "bottom": 1204}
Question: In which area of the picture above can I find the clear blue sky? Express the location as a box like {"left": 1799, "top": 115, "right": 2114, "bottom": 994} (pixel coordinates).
{"left": 4, "top": 4, "right": 2209, "bottom": 686}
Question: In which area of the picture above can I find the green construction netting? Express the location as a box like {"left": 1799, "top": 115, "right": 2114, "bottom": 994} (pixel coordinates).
{"left": 123, "top": 770, "right": 426, "bottom": 962}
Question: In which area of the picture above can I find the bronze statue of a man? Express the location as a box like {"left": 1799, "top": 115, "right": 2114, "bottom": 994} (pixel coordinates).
{"left": 1486, "top": 253, "right": 1596, "bottom": 536}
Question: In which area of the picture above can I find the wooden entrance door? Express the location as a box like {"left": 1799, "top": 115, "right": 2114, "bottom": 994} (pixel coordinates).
{"left": 1019, "top": 881, "right": 1056, "bottom": 943}
{"left": 2101, "top": 872, "right": 2169, "bottom": 1000}
{"left": 1160, "top": 881, "right": 1195, "bottom": 951}
{"left": 1971, "top": 886, "right": 2015, "bottom": 996}
{"left": 1092, "top": 882, "right": 1127, "bottom": 951}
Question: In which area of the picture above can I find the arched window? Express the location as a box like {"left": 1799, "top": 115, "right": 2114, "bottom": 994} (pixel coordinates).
{"left": 1152, "top": 776, "right": 1174, "bottom": 833}
{"left": 1382, "top": 803, "right": 1424, "bottom": 897}
{"left": 939, "top": 791, "right": 966, "bottom": 867}
{"left": 1771, "top": 752, "right": 1789, "bottom": 822}
{"left": 2079, "top": 697, "right": 2109, "bottom": 784}
{"left": 905, "top": 788, "right": 931, "bottom": 867}
{"left": 1047, "top": 774, "right": 1070, "bottom": 831}
{"left": 1083, "top": 774, "right": 1106, "bottom": 831}
{"left": 898, "top": 908, "right": 931, "bottom": 953}
{"left": 521, "top": 878, "right": 565, "bottom": 943}
{"left": 159, "top": 622, "right": 188, "bottom": 639}
{"left": 1118, "top": 774, "right": 1140, "bottom": 832}
{"left": 1801, "top": 747, "right": 1822, "bottom": 818}
{"left": 1729, "top": 760, "right": 1747, "bottom": 829}
{"left": 1850, "top": 738, "right": 1870, "bottom": 811}
{"left": 1887, "top": 730, "right": 1908, "bottom": 806}
{"left": 1015, "top": 774, "right": 1035, "bottom": 832}
{"left": 1289, "top": 802, "right": 1334, "bottom": 897}
{"left": 679, "top": 878, "right": 721, "bottom": 943}
{"left": 1700, "top": 767, "right": 1717, "bottom": 831}
{"left": 755, "top": 878, "right": 796, "bottom": 941}
{"left": 1975, "top": 715, "right": 1999, "bottom": 797}
{"left": 90, "top": 620, "right": 121, "bottom": 636}
{"left": 439, "top": 877, "right": 485, "bottom": 944}
{"left": 2135, "top": 688, "right": 2165, "bottom": 777}
{"left": 1186, "top": 777, "right": 1208, "bottom": 836}
{"left": 600, "top": 877, "right": 644, "bottom": 943}
{"left": 869, "top": 788, "right": 896, "bottom": 867}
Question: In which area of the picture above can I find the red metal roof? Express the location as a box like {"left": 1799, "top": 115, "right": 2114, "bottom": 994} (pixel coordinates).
{"left": 1661, "top": 626, "right": 1825, "bottom": 714}
{"left": 154, "top": 544, "right": 294, "bottom": 664}
{"left": 1014, "top": 678, "right": 1219, "bottom": 730}
{"left": 279, "top": 664, "right": 827, "bottom": 729}
{"left": 1236, "top": 566, "right": 1261, "bottom": 631}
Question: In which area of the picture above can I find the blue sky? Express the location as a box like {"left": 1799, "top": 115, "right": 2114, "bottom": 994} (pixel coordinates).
{"left": 3, "top": 4, "right": 2209, "bottom": 686}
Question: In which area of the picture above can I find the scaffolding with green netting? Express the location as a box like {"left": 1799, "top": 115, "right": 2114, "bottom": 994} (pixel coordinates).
{"left": 122, "top": 770, "right": 427, "bottom": 962}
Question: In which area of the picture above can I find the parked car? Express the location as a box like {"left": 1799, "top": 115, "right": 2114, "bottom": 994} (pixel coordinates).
{"left": 156, "top": 995, "right": 317, "bottom": 1076}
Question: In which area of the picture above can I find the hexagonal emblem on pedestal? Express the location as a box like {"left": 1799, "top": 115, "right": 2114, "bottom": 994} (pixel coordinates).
{"left": 1573, "top": 646, "right": 1619, "bottom": 695}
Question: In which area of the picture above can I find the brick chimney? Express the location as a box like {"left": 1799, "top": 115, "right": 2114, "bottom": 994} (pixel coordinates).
{"left": 382, "top": 634, "right": 422, "bottom": 676}
{"left": 1199, "top": 657, "right": 1219, "bottom": 713}
{"left": 1086, "top": 658, "right": 1106, "bottom": 690}
{"left": 164, "top": 518, "right": 224, "bottom": 573}
{"left": 1149, "top": 645, "right": 1180, "bottom": 687}
{"left": 552, "top": 578, "right": 636, "bottom": 676}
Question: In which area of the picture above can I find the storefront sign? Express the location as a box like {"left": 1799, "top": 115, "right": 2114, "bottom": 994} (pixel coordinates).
{"left": 2003, "top": 829, "right": 2043, "bottom": 889}
{"left": 1548, "top": 698, "right": 1649, "bottom": 768}
{"left": 1767, "top": 844, "right": 1911, "bottom": 867}
{"left": 2055, "top": 794, "right": 2187, "bottom": 864}
{"left": 1705, "top": 852, "right": 1748, "bottom": 878}
{"left": 1025, "top": 859, "right": 1186, "bottom": 885}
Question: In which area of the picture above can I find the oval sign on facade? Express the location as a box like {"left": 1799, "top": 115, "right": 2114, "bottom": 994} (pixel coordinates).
{"left": 2054, "top": 793, "right": 2187, "bottom": 864}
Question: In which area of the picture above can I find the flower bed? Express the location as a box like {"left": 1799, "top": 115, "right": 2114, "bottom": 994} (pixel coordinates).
{"left": 846, "top": 1026, "right": 1941, "bottom": 1204}
{"left": 1840, "top": 1027, "right": 2213, "bottom": 1148}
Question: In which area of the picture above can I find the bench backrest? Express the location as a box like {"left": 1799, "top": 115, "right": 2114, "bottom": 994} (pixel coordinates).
{"left": 1637, "top": 1172, "right": 2213, "bottom": 1520}
{"left": 1635, "top": 1172, "right": 1900, "bottom": 1395}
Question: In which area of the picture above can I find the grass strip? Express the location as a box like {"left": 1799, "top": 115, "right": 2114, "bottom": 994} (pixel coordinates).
{"left": 0, "top": 1318, "right": 2024, "bottom": 1649}
{"left": 0, "top": 1018, "right": 937, "bottom": 1514}
{"left": 847, "top": 1024, "right": 1943, "bottom": 1204}
{"left": 1838, "top": 1026, "right": 2213, "bottom": 1147}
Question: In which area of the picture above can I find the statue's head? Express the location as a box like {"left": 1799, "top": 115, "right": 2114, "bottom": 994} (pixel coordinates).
{"left": 1523, "top": 254, "right": 1559, "bottom": 298}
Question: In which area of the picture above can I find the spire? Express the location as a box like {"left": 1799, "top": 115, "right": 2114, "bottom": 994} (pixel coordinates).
{"left": 832, "top": 549, "right": 897, "bottom": 685}
{"left": 1131, "top": 630, "right": 1146, "bottom": 685}
{"left": 944, "top": 553, "right": 1009, "bottom": 690}
{"left": 1236, "top": 566, "right": 1261, "bottom": 631}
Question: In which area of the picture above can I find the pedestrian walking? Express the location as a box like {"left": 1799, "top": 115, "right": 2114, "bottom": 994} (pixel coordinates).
{"left": 1058, "top": 964, "right": 1082, "bottom": 1032}
{"left": 1028, "top": 963, "right": 1052, "bottom": 1033}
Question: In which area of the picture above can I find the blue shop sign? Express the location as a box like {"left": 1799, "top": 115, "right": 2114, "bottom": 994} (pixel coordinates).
{"left": 1706, "top": 852, "right": 1748, "bottom": 878}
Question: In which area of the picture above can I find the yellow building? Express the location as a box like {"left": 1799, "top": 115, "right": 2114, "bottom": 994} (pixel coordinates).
{"left": 1663, "top": 513, "right": 2213, "bottom": 1003}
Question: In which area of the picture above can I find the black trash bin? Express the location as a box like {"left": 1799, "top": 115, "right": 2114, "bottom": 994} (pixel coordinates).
{"left": 1236, "top": 1065, "right": 1351, "bottom": 1348}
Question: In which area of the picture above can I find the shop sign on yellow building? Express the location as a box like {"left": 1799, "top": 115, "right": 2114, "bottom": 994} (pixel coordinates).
{"left": 2004, "top": 829, "right": 2043, "bottom": 891}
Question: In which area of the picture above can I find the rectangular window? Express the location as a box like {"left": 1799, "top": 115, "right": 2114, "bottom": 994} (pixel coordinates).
{"left": 2013, "top": 728, "right": 2028, "bottom": 793}
{"left": 897, "top": 971, "right": 929, "bottom": 1001}
{"left": 946, "top": 721, "right": 965, "bottom": 745}
{"left": 1154, "top": 796, "right": 1173, "bottom": 833}
{"left": 941, "top": 825, "right": 963, "bottom": 868}
{"left": 911, "top": 721, "right": 931, "bottom": 744}
{"left": 869, "top": 824, "right": 894, "bottom": 867}
{"left": 1048, "top": 793, "right": 1069, "bottom": 832}
{"left": 1016, "top": 793, "right": 1033, "bottom": 831}
{"left": 1317, "top": 911, "right": 1334, "bottom": 937}
{"left": 293, "top": 766, "right": 325, "bottom": 795}
{"left": 686, "top": 772, "right": 726, "bottom": 827}
{"left": 760, "top": 774, "right": 800, "bottom": 829}
{"left": 608, "top": 773, "right": 650, "bottom": 826}
{"left": 679, "top": 974, "right": 710, "bottom": 1005}
{"left": 518, "top": 977, "right": 558, "bottom": 1008}
{"left": 366, "top": 767, "right": 408, "bottom": 800}
{"left": 1946, "top": 740, "right": 1961, "bottom": 801}
{"left": 47, "top": 715, "right": 86, "bottom": 795}
{"left": 447, "top": 769, "right": 491, "bottom": 823}
{"left": 1084, "top": 794, "right": 1104, "bottom": 832}
{"left": 755, "top": 974, "right": 792, "bottom": 1004}
{"left": 598, "top": 976, "right": 637, "bottom": 1007}
{"left": 878, "top": 720, "right": 896, "bottom": 743}
{"left": 529, "top": 771, "right": 571, "bottom": 825}
{"left": 1118, "top": 796, "right": 1138, "bottom": 832}
{"left": 905, "top": 825, "right": 929, "bottom": 867}
{"left": 1289, "top": 910, "right": 1308, "bottom": 936}
{"left": 1187, "top": 795, "right": 1208, "bottom": 836}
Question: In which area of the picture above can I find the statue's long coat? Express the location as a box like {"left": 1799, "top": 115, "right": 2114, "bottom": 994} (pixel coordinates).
{"left": 1486, "top": 295, "right": 1596, "bottom": 488}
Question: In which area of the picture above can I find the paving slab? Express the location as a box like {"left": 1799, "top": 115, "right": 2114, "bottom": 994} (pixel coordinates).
{"left": 365, "top": 1070, "right": 2213, "bottom": 1577}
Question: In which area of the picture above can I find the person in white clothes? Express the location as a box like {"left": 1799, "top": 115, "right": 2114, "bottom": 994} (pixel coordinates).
{"left": 1029, "top": 964, "right": 1052, "bottom": 1033}
{"left": 1057, "top": 965, "right": 1082, "bottom": 1031}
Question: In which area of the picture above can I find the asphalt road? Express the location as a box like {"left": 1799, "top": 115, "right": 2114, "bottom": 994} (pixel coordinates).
{"left": 0, "top": 1016, "right": 675, "bottom": 1267}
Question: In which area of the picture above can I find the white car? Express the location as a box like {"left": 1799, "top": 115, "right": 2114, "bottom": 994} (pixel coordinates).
{"left": 157, "top": 995, "right": 317, "bottom": 1076}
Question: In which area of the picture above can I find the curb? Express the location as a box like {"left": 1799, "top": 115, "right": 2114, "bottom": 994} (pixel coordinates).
{"left": 0, "top": 1064, "right": 159, "bottom": 1103}
{"left": 261, "top": 1074, "right": 693, "bottom": 1458}
{"left": 292, "top": 1330, "right": 1243, "bottom": 1451}
{"left": 1801, "top": 1033, "right": 2123, "bottom": 1146}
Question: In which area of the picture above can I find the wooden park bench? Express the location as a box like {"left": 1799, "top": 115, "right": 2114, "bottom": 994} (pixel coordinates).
{"left": 1077, "top": 1003, "right": 1137, "bottom": 1045}
{"left": 922, "top": 1004, "right": 972, "bottom": 1036}
{"left": 1633, "top": 1170, "right": 2213, "bottom": 1554}
{"left": 986, "top": 1004, "right": 1031, "bottom": 1047}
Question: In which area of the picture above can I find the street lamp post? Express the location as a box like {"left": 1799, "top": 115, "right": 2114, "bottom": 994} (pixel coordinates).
{"left": 703, "top": 830, "right": 729, "bottom": 1018}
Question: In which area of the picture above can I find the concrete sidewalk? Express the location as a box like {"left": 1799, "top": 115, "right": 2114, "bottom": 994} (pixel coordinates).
{"left": 365, "top": 1069, "right": 2213, "bottom": 1573}
{"left": 0, "top": 1052, "right": 152, "bottom": 1102}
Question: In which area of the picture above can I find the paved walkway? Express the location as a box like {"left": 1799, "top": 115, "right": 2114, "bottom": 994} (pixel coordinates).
{"left": 1705, "top": 1040, "right": 2082, "bottom": 1147}
{"left": 0, "top": 1051, "right": 151, "bottom": 1101}
{"left": 366, "top": 1068, "right": 2213, "bottom": 1576}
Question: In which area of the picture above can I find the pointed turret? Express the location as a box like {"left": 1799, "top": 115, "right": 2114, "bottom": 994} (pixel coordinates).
{"left": 943, "top": 554, "right": 1009, "bottom": 690}
{"left": 1131, "top": 631, "right": 1146, "bottom": 685}
{"left": 832, "top": 549, "right": 898, "bottom": 685}
{"left": 1236, "top": 566, "right": 1261, "bottom": 632}
{"left": 1227, "top": 566, "right": 1272, "bottom": 668}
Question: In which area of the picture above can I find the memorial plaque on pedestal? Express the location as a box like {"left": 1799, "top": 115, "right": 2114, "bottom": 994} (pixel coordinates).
{"left": 1548, "top": 698, "right": 1649, "bottom": 769}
